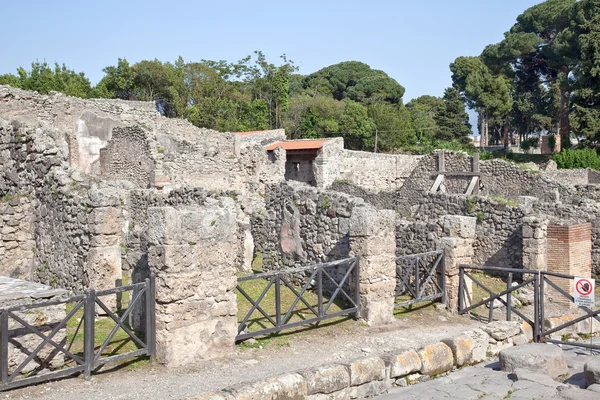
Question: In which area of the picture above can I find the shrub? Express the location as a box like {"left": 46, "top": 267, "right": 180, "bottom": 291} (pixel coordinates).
{"left": 478, "top": 150, "right": 493, "bottom": 160}
{"left": 520, "top": 137, "right": 539, "bottom": 154}
{"left": 552, "top": 148, "right": 600, "bottom": 170}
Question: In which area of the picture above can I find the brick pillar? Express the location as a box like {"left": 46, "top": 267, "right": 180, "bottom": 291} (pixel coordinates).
{"left": 439, "top": 215, "right": 476, "bottom": 312}
{"left": 547, "top": 223, "right": 592, "bottom": 307}
{"left": 522, "top": 216, "right": 548, "bottom": 271}
{"left": 349, "top": 205, "right": 396, "bottom": 326}
{"left": 146, "top": 199, "right": 238, "bottom": 367}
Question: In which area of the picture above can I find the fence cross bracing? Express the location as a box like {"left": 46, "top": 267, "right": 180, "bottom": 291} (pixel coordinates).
{"left": 236, "top": 257, "right": 359, "bottom": 341}
{"left": 539, "top": 271, "right": 600, "bottom": 350}
{"left": 459, "top": 265, "right": 600, "bottom": 351}
{"left": 0, "top": 276, "right": 156, "bottom": 392}
{"left": 395, "top": 250, "right": 446, "bottom": 308}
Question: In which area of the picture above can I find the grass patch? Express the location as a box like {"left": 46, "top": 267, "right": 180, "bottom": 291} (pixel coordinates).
{"left": 235, "top": 270, "right": 351, "bottom": 342}
{"left": 63, "top": 273, "right": 149, "bottom": 369}
{"left": 393, "top": 299, "right": 437, "bottom": 318}
{"left": 466, "top": 272, "right": 507, "bottom": 318}
{"left": 489, "top": 195, "right": 518, "bottom": 207}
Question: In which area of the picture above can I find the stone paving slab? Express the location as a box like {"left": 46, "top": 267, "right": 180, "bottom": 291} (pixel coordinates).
{"left": 375, "top": 345, "right": 600, "bottom": 400}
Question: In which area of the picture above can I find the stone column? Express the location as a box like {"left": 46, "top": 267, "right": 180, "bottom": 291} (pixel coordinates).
{"left": 146, "top": 197, "right": 238, "bottom": 367}
{"left": 522, "top": 216, "right": 548, "bottom": 271}
{"left": 439, "top": 215, "right": 477, "bottom": 312}
{"left": 349, "top": 204, "right": 396, "bottom": 326}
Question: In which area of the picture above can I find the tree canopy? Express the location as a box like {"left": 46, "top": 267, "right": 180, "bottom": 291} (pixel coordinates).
{"left": 1, "top": 54, "right": 475, "bottom": 152}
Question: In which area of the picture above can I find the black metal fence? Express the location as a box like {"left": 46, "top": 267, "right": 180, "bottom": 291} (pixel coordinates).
{"left": 236, "top": 258, "right": 359, "bottom": 341}
{"left": 539, "top": 271, "right": 600, "bottom": 350}
{"left": 459, "top": 265, "right": 600, "bottom": 351}
{"left": 395, "top": 250, "right": 445, "bottom": 308}
{"left": 0, "top": 276, "right": 156, "bottom": 391}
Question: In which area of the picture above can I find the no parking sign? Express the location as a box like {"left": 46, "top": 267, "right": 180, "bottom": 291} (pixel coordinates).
{"left": 573, "top": 277, "right": 595, "bottom": 307}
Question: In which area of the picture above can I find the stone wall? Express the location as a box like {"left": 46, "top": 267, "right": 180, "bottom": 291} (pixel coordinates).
{"left": 253, "top": 181, "right": 363, "bottom": 270}
{"left": 398, "top": 151, "right": 571, "bottom": 204}
{"left": 542, "top": 168, "right": 589, "bottom": 187}
{"left": 0, "top": 195, "right": 35, "bottom": 279}
{"left": 98, "top": 126, "right": 155, "bottom": 187}
{"left": 0, "top": 86, "right": 286, "bottom": 201}
{"left": 0, "top": 118, "right": 125, "bottom": 293}
{"left": 337, "top": 150, "right": 422, "bottom": 191}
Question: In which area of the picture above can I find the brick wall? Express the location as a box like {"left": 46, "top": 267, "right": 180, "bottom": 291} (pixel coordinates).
{"left": 547, "top": 223, "right": 592, "bottom": 307}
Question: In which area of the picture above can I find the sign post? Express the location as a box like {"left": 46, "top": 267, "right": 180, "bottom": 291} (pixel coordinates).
{"left": 573, "top": 277, "right": 595, "bottom": 307}
{"left": 574, "top": 277, "right": 596, "bottom": 353}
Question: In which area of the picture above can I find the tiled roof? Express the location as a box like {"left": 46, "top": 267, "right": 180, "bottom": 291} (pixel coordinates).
{"left": 266, "top": 139, "right": 328, "bottom": 151}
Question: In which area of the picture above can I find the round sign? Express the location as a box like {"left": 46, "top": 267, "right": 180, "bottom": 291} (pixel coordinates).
{"left": 575, "top": 278, "right": 593, "bottom": 296}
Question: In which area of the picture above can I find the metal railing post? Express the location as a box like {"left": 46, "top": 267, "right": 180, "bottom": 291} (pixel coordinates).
{"left": 274, "top": 276, "right": 281, "bottom": 327}
{"left": 507, "top": 273, "right": 513, "bottom": 322}
{"left": 0, "top": 311, "right": 8, "bottom": 385}
{"left": 317, "top": 268, "right": 323, "bottom": 318}
{"left": 414, "top": 257, "right": 420, "bottom": 300}
{"left": 458, "top": 267, "right": 464, "bottom": 312}
{"left": 440, "top": 255, "right": 447, "bottom": 306}
{"left": 536, "top": 273, "right": 543, "bottom": 343}
{"left": 84, "top": 289, "right": 96, "bottom": 379}
{"left": 354, "top": 257, "right": 361, "bottom": 319}
{"left": 145, "top": 275, "right": 157, "bottom": 363}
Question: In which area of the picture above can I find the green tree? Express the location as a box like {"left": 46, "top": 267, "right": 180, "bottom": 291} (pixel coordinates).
{"left": 303, "top": 61, "right": 405, "bottom": 104}
{"left": 436, "top": 87, "right": 472, "bottom": 142}
{"left": 367, "top": 102, "right": 416, "bottom": 151}
{"left": 0, "top": 61, "right": 93, "bottom": 98}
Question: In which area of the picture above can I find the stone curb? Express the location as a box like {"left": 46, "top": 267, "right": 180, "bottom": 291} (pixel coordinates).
{"left": 189, "top": 321, "right": 530, "bottom": 399}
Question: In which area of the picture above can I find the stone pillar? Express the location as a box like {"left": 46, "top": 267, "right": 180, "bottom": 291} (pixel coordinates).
{"left": 547, "top": 223, "right": 592, "bottom": 308}
{"left": 522, "top": 216, "right": 548, "bottom": 271}
{"left": 349, "top": 205, "right": 396, "bottom": 326}
{"left": 146, "top": 197, "right": 238, "bottom": 367}
{"left": 439, "top": 215, "right": 477, "bottom": 312}
{"left": 86, "top": 188, "right": 124, "bottom": 311}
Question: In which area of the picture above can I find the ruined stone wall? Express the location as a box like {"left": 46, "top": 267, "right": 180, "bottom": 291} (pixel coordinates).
{"left": 0, "top": 86, "right": 286, "bottom": 198}
{"left": 542, "top": 168, "right": 589, "bottom": 187}
{"left": 98, "top": 126, "right": 155, "bottom": 187}
{"left": 337, "top": 151, "right": 422, "bottom": 191}
{"left": 234, "top": 129, "right": 285, "bottom": 149}
{"left": 0, "top": 118, "right": 125, "bottom": 293}
{"left": 0, "top": 195, "right": 35, "bottom": 279}
{"left": 397, "top": 193, "right": 525, "bottom": 269}
{"left": 330, "top": 181, "right": 397, "bottom": 210}
{"left": 398, "top": 151, "right": 572, "bottom": 204}
{"left": 253, "top": 181, "right": 360, "bottom": 270}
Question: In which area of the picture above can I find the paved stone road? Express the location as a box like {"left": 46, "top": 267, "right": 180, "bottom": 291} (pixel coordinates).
{"left": 376, "top": 345, "right": 600, "bottom": 400}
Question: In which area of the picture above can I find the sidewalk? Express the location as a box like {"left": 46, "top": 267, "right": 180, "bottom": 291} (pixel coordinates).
{"left": 5, "top": 308, "right": 482, "bottom": 400}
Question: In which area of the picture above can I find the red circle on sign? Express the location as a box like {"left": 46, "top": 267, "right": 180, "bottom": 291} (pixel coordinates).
{"left": 576, "top": 279, "right": 593, "bottom": 296}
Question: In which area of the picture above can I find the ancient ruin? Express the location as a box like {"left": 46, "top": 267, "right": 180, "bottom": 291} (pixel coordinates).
{"left": 1, "top": 85, "right": 600, "bottom": 390}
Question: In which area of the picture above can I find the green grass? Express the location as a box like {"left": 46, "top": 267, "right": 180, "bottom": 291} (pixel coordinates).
{"left": 63, "top": 274, "right": 148, "bottom": 369}
{"left": 489, "top": 195, "right": 518, "bottom": 207}
{"left": 465, "top": 272, "right": 508, "bottom": 318}
{"left": 236, "top": 273, "right": 348, "bottom": 333}
{"left": 393, "top": 299, "right": 438, "bottom": 318}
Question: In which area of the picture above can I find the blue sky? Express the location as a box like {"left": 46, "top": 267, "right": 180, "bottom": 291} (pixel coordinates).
{"left": 1, "top": 0, "right": 542, "bottom": 105}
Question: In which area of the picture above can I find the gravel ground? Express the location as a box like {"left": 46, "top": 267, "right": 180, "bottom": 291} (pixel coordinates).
{"left": 3, "top": 307, "right": 483, "bottom": 400}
